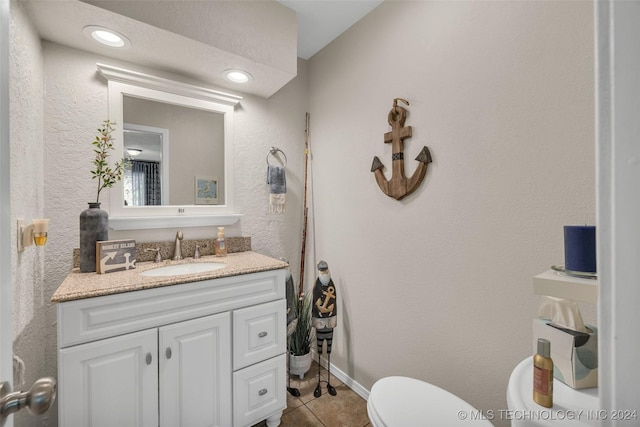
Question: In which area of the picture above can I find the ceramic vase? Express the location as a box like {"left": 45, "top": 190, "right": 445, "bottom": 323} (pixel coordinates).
{"left": 289, "top": 352, "right": 312, "bottom": 379}
{"left": 79, "top": 202, "right": 108, "bottom": 272}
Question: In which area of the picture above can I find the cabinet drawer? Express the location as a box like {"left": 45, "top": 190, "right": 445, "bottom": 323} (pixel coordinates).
{"left": 233, "top": 354, "right": 286, "bottom": 427}
{"left": 233, "top": 299, "right": 286, "bottom": 370}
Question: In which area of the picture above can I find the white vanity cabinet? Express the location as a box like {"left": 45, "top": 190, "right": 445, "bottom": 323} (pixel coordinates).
{"left": 56, "top": 268, "right": 287, "bottom": 427}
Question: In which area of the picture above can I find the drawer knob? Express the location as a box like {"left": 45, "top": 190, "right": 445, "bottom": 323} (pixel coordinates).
{"left": 258, "top": 388, "right": 268, "bottom": 396}
{"left": 166, "top": 348, "right": 172, "bottom": 359}
{"left": 145, "top": 353, "right": 152, "bottom": 365}
{"left": 258, "top": 331, "right": 268, "bottom": 338}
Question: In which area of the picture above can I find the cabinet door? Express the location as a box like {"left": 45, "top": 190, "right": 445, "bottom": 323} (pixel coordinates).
{"left": 159, "top": 312, "right": 232, "bottom": 427}
{"left": 59, "top": 329, "right": 158, "bottom": 427}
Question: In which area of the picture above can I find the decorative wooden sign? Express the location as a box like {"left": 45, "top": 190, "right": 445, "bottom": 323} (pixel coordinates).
{"left": 96, "top": 239, "right": 137, "bottom": 274}
{"left": 371, "top": 98, "right": 432, "bottom": 200}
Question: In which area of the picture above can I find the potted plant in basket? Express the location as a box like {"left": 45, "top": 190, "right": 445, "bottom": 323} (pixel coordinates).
{"left": 289, "top": 291, "right": 314, "bottom": 379}
{"left": 79, "top": 120, "right": 126, "bottom": 272}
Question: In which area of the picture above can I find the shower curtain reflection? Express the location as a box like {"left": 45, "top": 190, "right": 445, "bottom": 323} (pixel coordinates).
{"left": 124, "top": 160, "right": 162, "bottom": 206}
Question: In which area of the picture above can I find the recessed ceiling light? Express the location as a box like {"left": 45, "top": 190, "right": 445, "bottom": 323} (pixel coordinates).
{"left": 224, "top": 69, "right": 252, "bottom": 84}
{"left": 83, "top": 25, "right": 131, "bottom": 49}
{"left": 126, "top": 148, "right": 142, "bottom": 157}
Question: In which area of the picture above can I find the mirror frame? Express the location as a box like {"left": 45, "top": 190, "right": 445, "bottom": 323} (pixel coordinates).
{"left": 97, "top": 64, "right": 243, "bottom": 230}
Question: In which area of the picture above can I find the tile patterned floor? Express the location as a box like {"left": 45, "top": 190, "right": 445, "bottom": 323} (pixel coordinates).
{"left": 253, "top": 361, "right": 370, "bottom": 427}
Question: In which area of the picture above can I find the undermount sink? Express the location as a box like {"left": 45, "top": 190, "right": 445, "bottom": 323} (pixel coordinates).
{"left": 140, "top": 262, "right": 226, "bottom": 277}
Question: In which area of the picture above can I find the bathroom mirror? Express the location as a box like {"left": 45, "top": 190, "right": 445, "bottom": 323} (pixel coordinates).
{"left": 123, "top": 122, "right": 170, "bottom": 206}
{"left": 122, "top": 98, "right": 224, "bottom": 207}
{"left": 98, "top": 64, "right": 243, "bottom": 229}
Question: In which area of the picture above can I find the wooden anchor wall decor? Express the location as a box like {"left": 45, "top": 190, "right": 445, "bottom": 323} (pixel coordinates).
{"left": 371, "top": 98, "right": 432, "bottom": 200}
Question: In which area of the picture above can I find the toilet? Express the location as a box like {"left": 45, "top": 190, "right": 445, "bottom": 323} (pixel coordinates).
{"left": 507, "top": 357, "right": 599, "bottom": 427}
{"left": 368, "top": 376, "right": 494, "bottom": 426}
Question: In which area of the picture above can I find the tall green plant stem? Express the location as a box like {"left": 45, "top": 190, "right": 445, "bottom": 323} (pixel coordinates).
{"left": 91, "top": 119, "right": 125, "bottom": 204}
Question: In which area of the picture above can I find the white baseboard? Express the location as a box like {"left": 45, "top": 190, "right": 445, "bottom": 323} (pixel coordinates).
{"left": 315, "top": 354, "right": 370, "bottom": 401}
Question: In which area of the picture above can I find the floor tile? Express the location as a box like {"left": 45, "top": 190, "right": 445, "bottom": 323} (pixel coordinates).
{"left": 280, "top": 405, "right": 325, "bottom": 426}
{"left": 254, "top": 361, "right": 369, "bottom": 427}
{"left": 284, "top": 391, "right": 304, "bottom": 414}
{"left": 288, "top": 361, "right": 344, "bottom": 404}
{"left": 305, "top": 384, "right": 370, "bottom": 427}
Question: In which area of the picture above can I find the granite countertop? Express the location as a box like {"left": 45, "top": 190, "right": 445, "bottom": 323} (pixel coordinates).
{"left": 52, "top": 251, "right": 288, "bottom": 303}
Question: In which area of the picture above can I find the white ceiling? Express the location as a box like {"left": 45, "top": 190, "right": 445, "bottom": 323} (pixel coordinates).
{"left": 21, "top": 0, "right": 382, "bottom": 97}
{"left": 277, "top": 0, "right": 383, "bottom": 59}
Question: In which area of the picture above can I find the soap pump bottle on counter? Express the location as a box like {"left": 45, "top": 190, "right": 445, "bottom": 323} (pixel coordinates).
{"left": 214, "top": 227, "right": 227, "bottom": 257}
{"left": 533, "top": 338, "right": 553, "bottom": 408}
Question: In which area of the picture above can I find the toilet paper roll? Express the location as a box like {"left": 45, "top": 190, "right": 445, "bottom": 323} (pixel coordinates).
{"left": 538, "top": 296, "right": 587, "bottom": 333}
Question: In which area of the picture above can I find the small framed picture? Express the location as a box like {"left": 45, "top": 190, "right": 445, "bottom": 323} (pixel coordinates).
{"left": 195, "top": 176, "right": 218, "bottom": 204}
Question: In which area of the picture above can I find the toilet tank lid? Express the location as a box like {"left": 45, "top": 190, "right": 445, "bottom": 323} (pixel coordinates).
{"left": 369, "top": 376, "right": 492, "bottom": 426}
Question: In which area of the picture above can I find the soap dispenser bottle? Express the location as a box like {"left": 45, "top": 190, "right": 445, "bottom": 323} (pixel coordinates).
{"left": 533, "top": 338, "right": 553, "bottom": 408}
{"left": 214, "top": 227, "right": 227, "bottom": 257}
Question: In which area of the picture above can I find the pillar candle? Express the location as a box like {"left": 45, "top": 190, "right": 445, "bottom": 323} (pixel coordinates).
{"left": 564, "top": 225, "right": 596, "bottom": 273}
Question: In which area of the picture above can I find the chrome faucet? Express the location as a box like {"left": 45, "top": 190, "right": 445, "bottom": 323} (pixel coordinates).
{"left": 173, "top": 231, "right": 184, "bottom": 260}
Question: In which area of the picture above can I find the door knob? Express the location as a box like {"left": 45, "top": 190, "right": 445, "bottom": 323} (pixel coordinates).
{"left": 0, "top": 377, "right": 56, "bottom": 425}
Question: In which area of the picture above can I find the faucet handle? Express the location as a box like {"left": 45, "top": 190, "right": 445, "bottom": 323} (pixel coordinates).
{"left": 194, "top": 244, "right": 207, "bottom": 259}
{"left": 145, "top": 247, "right": 162, "bottom": 263}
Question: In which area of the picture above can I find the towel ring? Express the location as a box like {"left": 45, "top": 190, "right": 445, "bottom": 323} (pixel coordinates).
{"left": 266, "top": 147, "right": 287, "bottom": 167}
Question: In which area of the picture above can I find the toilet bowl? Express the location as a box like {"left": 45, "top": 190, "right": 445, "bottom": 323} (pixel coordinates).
{"left": 367, "top": 376, "right": 494, "bottom": 426}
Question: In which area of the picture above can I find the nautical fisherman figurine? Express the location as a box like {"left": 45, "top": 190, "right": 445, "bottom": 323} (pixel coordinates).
{"left": 281, "top": 258, "right": 300, "bottom": 397}
{"left": 312, "top": 260, "right": 337, "bottom": 397}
